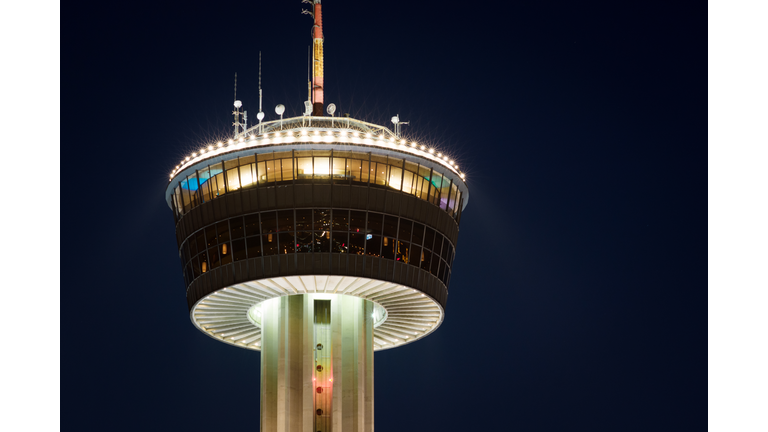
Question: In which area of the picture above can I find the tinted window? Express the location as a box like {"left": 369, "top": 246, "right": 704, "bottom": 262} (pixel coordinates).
{"left": 230, "top": 217, "right": 244, "bottom": 239}
{"left": 296, "top": 210, "right": 312, "bottom": 230}
{"left": 246, "top": 236, "right": 262, "bottom": 258}
{"left": 244, "top": 214, "right": 260, "bottom": 236}
{"left": 350, "top": 211, "right": 366, "bottom": 233}
{"left": 314, "top": 230, "right": 330, "bottom": 253}
{"left": 277, "top": 210, "right": 294, "bottom": 231}
{"left": 412, "top": 223, "right": 424, "bottom": 246}
{"left": 314, "top": 209, "right": 331, "bottom": 231}
{"left": 367, "top": 235, "right": 382, "bottom": 258}
{"left": 261, "top": 211, "right": 277, "bottom": 233}
{"left": 279, "top": 232, "right": 295, "bottom": 254}
{"left": 332, "top": 209, "right": 349, "bottom": 231}
{"left": 232, "top": 239, "right": 246, "bottom": 261}
{"left": 398, "top": 220, "right": 412, "bottom": 243}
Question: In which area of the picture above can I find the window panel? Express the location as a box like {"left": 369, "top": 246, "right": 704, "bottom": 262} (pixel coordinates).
{"left": 350, "top": 211, "right": 366, "bottom": 234}
{"left": 174, "top": 186, "right": 183, "bottom": 216}
{"left": 448, "top": 183, "right": 458, "bottom": 215}
{"left": 265, "top": 160, "right": 278, "bottom": 182}
{"left": 208, "top": 246, "right": 220, "bottom": 269}
{"left": 361, "top": 160, "right": 371, "bottom": 183}
{"left": 430, "top": 251, "right": 440, "bottom": 276}
{"left": 424, "top": 227, "right": 435, "bottom": 251}
{"left": 198, "top": 166, "right": 212, "bottom": 202}
{"left": 409, "top": 245, "right": 422, "bottom": 267}
{"left": 296, "top": 231, "right": 313, "bottom": 253}
{"left": 453, "top": 190, "right": 462, "bottom": 216}
{"left": 402, "top": 171, "right": 415, "bottom": 196}
{"left": 261, "top": 211, "right": 277, "bottom": 234}
{"left": 367, "top": 213, "right": 383, "bottom": 236}
{"left": 388, "top": 166, "right": 403, "bottom": 191}
{"left": 332, "top": 156, "right": 346, "bottom": 178}
{"left": 188, "top": 235, "right": 198, "bottom": 257}
{"left": 200, "top": 251, "right": 209, "bottom": 274}
{"left": 224, "top": 158, "right": 239, "bottom": 170}
{"left": 180, "top": 178, "right": 191, "bottom": 213}
{"left": 296, "top": 157, "right": 312, "bottom": 179}
{"left": 374, "top": 163, "right": 388, "bottom": 186}
{"left": 398, "top": 219, "right": 412, "bottom": 243}
{"left": 246, "top": 236, "right": 262, "bottom": 258}
{"left": 420, "top": 247, "right": 431, "bottom": 272}
{"left": 195, "top": 230, "right": 206, "bottom": 253}
{"left": 314, "top": 157, "right": 330, "bottom": 178}
{"left": 193, "top": 255, "right": 202, "bottom": 278}
{"left": 396, "top": 240, "right": 410, "bottom": 263}
{"left": 442, "top": 238, "right": 451, "bottom": 261}
{"left": 314, "top": 209, "right": 331, "bottom": 231}
{"left": 244, "top": 214, "right": 260, "bottom": 237}
{"left": 262, "top": 233, "right": 278, "bottom": 255}
{"left": 281, "top": 158, "right": 294, "bottom": 181}
{"left": 277, "top": 210, "right": 294, "bottom": 232}
{"left": 332, "top": 209, "right": 349, "bottom": 231}
{"left": 220, "top": 242, "right": 232, "bottom": 265}
{"left": 232, "top": 239, "right": 246, "bottom": 262}
{"left": 412, "top": 223, "right": 425, "bottom": 246}
{"left": 230, "top": 216, "right": 244, "bottom": 239}
{"left": 278, "top": 232, "right": 295, "bottom": 254}
{"left": 256, "top": 161, "right": 266, "bottom": 183}
{"left": 216, "top": 220, "right": 230, "bottom": 243}
{"left": 381, "top": 235, "right": 394, "bottom": 259}
{"left": 239, "top": 163, "right": 255, "bottom": 189}
{"left": 439, "top": 176, "right": 451, "bottom": 210}
{"left": 367, "top": 234, "right": 382, "bottom": 258}
{"left": 331, "top": 231, "right": 348, "bottom": 253}
{"left": 187, "top": 173, "right": 200, "bottom": 208}
{"left": 296, "top": 210, "right": 312, "bottom": 230}
{"left": 349, "top": 233, "right": 365, "bottom": 255}
{"left": 213, "top": 172, "right": 226, "bottom": 197}
{"left": 382, "top": 215, "right": 398, "bottom": 238}
{"left": 226, "top": 167, "right": 240, "bottom": 192}
{"left": 205, "top": 225, "right": 217, "bottom": 248}
{"left": 348, "top": 158, "right": 363, "bottom": 182}
{"left": 314, "top": 231, "right": 330, "bottom": 253}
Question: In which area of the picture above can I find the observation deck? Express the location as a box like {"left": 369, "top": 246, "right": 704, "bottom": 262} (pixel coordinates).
{"left": 164, "top": 116, "right": 469, "bottom": 352}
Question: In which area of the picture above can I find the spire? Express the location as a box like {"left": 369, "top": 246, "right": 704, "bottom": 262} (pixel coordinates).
{"left": 303, "top": 0, "right": 324, "bottom": 116}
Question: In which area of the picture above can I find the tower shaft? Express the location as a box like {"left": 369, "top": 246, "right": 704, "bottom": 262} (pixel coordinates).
{"left": 312, "top": 1, "right": 324, "bottom": 116}
{"left": 260, "top": 294, "right": 374, "bottom": 432}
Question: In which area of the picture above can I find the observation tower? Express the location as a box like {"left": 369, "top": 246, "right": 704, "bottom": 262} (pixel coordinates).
{"left": 163, "top": 2, "right": 469, "bottom": 430}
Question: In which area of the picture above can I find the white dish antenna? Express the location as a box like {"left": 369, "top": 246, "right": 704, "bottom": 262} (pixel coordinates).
{"left": 234, "top": 100, "right": 243, "bottom": 108}
{"left": 275, "top": 104, "right": 285, "bottom": 116}
{"left": 391, "top": 115, "right": 399, "bottom": 125}
{"left": 257, "top": 112, "right": 265, "bottom": 121}
{"left": 327, "top": 103, "right": 336, "bottom": 116}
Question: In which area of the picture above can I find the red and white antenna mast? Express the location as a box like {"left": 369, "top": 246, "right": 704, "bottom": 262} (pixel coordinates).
{"left": 302, "top": 0, "right": 324, "bottom": 116}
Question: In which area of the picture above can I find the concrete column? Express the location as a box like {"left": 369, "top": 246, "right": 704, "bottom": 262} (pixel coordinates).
{"left": 260, "top": 294, "right": 374, "bottom": 432}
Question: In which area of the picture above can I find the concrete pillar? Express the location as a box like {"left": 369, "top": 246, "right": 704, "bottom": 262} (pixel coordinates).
{"left": 260, "top": 294, "right": 374, "bottom": 432}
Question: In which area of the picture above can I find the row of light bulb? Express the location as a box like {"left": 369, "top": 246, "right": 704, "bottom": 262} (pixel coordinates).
{"left": 170, "top": 130, "right": 466, "bottom": 182}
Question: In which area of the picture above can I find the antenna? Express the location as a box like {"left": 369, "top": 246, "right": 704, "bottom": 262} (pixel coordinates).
{"left": 391, "top": 114, "right": 409, "bottom": 137}
{"left": 257, "top": 51, "right": 265, "bottom": 134}
{"left": 233, "top": 73, "right": 242, "bottom": 138}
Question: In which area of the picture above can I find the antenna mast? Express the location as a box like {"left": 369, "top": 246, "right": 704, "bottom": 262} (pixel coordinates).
{"left": 257, "top": 51, "right": 265, "bottom": 133}
{"left": 233, "top": 73, "right": 242, "bottom": 138}
{"left": 302, "top": 0, "right": 324, "bottom": 116}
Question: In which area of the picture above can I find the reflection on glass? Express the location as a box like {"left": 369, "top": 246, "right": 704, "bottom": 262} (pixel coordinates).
{"left": 349, "top": 233, "right": 365, "bottom": 255}
{"left": 262, "top": 233, "right": 278, "bottom": 256}
{"left": 296, "top": 210, "right": 312, "bottom": 230}
{"left": 296, "top": 231, "right": 313, "bottom": 253}
{"left": 389, "top": 166, "right": 403, "bottom": 191}
{"left": 279, "top": 232, "right": 295, "bottom": 254}
{"left": 209, "top": 246, "right": 220, "bottom": 269}
{"left": 396, "top": 240, "right": 409, "bottom": 263}
{"left": 232, "top": 239, "right": 246, "bottom": 261}
{"left": 332, "top": 209, "right": 349, "bottom": 231}
{"left": 367, "top": 235, "right": 382, "bottom": 257}
{"left": 314, "top": 209, "right": 331, "bottom": 231}
{"left": 350, "top": 211, "right": 366, "bottom": 234}
{"left": 409, "top": 245, "right": 422, "bottom": 267}
{"left": 198, "top": 167, "right": 211, "bottom": 202}
{"left": 277, "top": 210, "right": 294, "bottom": 231}
{"left": 331, "top": 231, "right": 347, "bottom": 253}
{"left": 246, "top": 236, "right": 262, "bottom": 258}
{"left": 314, "top": 231, "right": 330, "bottom": 253}
{"left": 230, "top": 217, "right": 244, "bottom": 239}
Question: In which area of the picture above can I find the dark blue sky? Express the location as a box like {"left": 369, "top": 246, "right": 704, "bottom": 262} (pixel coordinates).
{"left": 63, "top": 1, "right": 705, "bottom": 430}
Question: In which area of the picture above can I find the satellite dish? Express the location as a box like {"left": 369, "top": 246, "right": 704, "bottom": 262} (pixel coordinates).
{"left": 327, "top": 103, "right": 336, "bottom": 116}
{"left": 234, "top": 100, "right": 242, "bottom": 108}
{"left": 304, "top": 100, "right": 312, "bottom": 116}
{"left": 275, "top": 104, "right": 285, "bottom": 116}
{"left": 391, "top": 115, "right": 399, "bottom": 125}
{"left": 256, "top": 112, "right": 265, "bottom": 121}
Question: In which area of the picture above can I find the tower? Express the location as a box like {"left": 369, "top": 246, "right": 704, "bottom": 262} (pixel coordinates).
{"left": 163, "top": 3, "right": 469, "bottom": 431}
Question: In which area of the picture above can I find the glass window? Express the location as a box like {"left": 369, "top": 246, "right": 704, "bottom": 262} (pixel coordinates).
{"left": 296, "top": 157, "right": 312, "bottom": 179}
{"left": 224, "top": 158, "right": 239, "bottom": 170}
{"left": 412, "top": 223, "right": 425, "bottom": 246}
{"left": 409, "top": 245, "right": 422, "bottom": 267}
{"left": 188, "top": 234, "right": 198, "bottom": 257}
{"left": 277, "top": 210, "right": 294, "bottom": 232}
{"left": 232, "top": 239, "right": 246, "bottom": 261}
{"left": 381, "top": 235, "right": 394, "bottom": 259}
{"left": 367, "top": 213, "right": 383, "bottom": 235}
{"left": 388, "top": 166, "right": 403, "bottom": 191}
{"left": 230, "top": 216, "right": 244, "bottom": 239}
{"left": 246, "top": 236, "right": 262, "bottom": 258}
{"left": 240, "top": 154, "right": 255, "bottom": 165}
{"left": 420, "top": 247, "right": 431, "bottom": 271}
{"left": 256, "top": 161, "right": 266, "bottom": 183}
{"left": 314, "top": 209, "right": 331, "bottom": 231}
{"left": 440, "top": 260, "right": 448, "bottom": 283}
{"left": 296, "top": 231, "right": 313, "bottom": 253}
{"left": 193, "top": 255, "right": 202, "bottom": 278}
{"left": 208, "top": 246, "right": 220, "bottom": 269}
{"left": 382, "top": 215, "right": 398, "bottom": 238}
{"left": 374, "top": 163, "right": 388, "bottom": 186}
{"left": 361, "top": 160, "right": 372, "bottom": 183}
{"left": 174, "top": 186, "right": 183, "bottom": 216}
{"left": 404, "top": 161, "right": 419, "bottom": 174}
{"left": 442, "top": 238, "right": 451, "bottom": 262}
{"left": 180, "top": 178, "right": 191, "bottom": 213}
{"left": 439, "top": 177, "right": 451, "bottom": 210}
{"left": 187, "top": 173, "right": 200, "bottom": 208}
{"left": 430, "top": 251, "right": 440, "bottom": 276}
{"left": 195, "top": 230, "right": 206, "bottom": 254}
{"left": 348, "top": 158, "right": 362, "bottom": 182}
{"left": 261, "top": 211, "right": 277, "bottom": 234}
{"left": 279, "top": 232, "right": 295, "bottom": 254}
{"left": 333, "top": 210, "right": 349, "bottom": 231}
{"left": 314, "top": 230, "right": 330, "bottom": 253}
{"left": 402, "top": 170, "right": 415, "bottom": 196}
{"left": 398, "top": 219, "right": 412, "bottom": 243}
{"left": 184, "top": 262, "right": 192, "bottom": 286}
{"left": 281, "top": 158, "right": 294, "bottom": 181}
{"left": 423, "top": 227, "right": 435, "bottom": 252}
{"left": 453, "top": 190, "right": 462, "bottom": 215}
{"left": 314, "top": 157, "right": 330, "bottom": 178}
{"left": 433, "top": 236, "right": 443, "bottom": 260}
{"left": 429, "top": 171, "right": 442, "bottom": 205}
{"left": 240, "top": 163, "right": 255, "bottom": 189}
{"left": 244, "top": 214, "right": 260, "bottom": 237}
{"left": 209, "top": 162, "right": 225, "bottom": 198}
{"left": 296, "top": 210, "right": 312, "bottom": 230}
{"left": 221, "top": 242, "right": 232, "bottom": 266}
{"left": 216, "top": 220, "right": 230, "bottom": 243}
{"left": 447, "top": 182, "right": 458, "bottom": 215}
{"left": 396, "top": 240, "right": 409, "bottom": 263}
{"left": 198, "top": 166, "right": 212, "bottom": 203}
{"left": 182, "top": 241, "right": 191, "bottom": 264}
{"left": 265, "top": 160, "right": 279, "bottom": 182}
{"left": 331, "top": 231, "right": 347, "bottom": 253}
{"left": 262, "top": 233, "right": 278, "bottom": 255}
{"left": 388, "top": 157, "right": 403, "bottom": 168}
{"left": 349, "top": 233, "right": 365, "bottom": 255}
{"left": 332, "top": 156, "right": 346, "bottom": 178}
{"left": 200, "top": 250, "right": 209, "bottom": 274}
{"left": 205, "top": 225, "right": 217, "bottom": 248}
{"left": 367, "top": 234, "right": 382, "bottom": 258}
{"left": 350, "top": 210, "right": 366, "bottom": 235}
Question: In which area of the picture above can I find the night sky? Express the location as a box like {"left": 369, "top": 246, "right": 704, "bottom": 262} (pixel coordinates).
{"left": 62, "top": 1, "right": 706, "bottom": 430}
